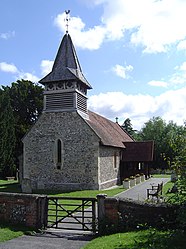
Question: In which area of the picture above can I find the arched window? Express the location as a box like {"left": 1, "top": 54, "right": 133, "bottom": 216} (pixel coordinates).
{"left": 57, "top": 139, "right": 62, "bottom": 164}
{"left": 113, "top": 151, "right": 117, "bottom": 169}
{"left": 55, "top": 139, "right": 64, "bottom": 170}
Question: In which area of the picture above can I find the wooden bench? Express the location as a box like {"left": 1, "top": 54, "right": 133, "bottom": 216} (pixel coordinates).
{"left": 6, "top": 177, "right": 15, "bottom": 181}
{"left": 147, "top": 182, "right": 163, "bottom": 199}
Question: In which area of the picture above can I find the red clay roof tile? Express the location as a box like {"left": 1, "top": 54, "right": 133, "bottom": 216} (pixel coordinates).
{"left": 87, "top": 111, "right": 134, "bottom": 148}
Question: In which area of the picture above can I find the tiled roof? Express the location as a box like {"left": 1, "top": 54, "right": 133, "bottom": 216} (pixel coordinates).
{"left": 122, "top": 141, "right": 154, "bottom": 162}
{"left": 87, "top": 111, "right": 134, "bottom": 148}
{"left": 39, "top": 34, "right": 92, "bottom": 89}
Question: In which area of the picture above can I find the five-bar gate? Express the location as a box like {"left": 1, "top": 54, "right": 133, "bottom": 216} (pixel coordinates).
{"left": 47, "top": 196, "right": 97, "bottom": 233}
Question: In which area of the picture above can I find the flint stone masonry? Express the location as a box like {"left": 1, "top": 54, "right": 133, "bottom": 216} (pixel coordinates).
{"left": 23, "top": 111, "right": 99, "bottom": 191}
{"left": 0, "top": 192, "right": 47, "bottom": 229}
{"left": 99, "top": 146, "right": 120, "bottom": 189}
{"left": 22, "top": 111, "right": 120, "bottom": 192}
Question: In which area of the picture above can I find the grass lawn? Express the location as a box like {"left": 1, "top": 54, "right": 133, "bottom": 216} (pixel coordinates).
{"left": 83, "top": 229, "right": 186, "bottom": 249}
{"left": 0, "top": 179, "right": 124, "bottom": 198}
{"left": 162, "top": 180, "right": 174, "bottom": 196}
{"left": 0, "top": 224, "right": 32, "bottom": 243}
{"left": 0, "top": 180, "right": 21, "bottom": 193}
{"left": 41, "top": 186, "right": 124, "bottom": 198}
{"left": 151, "top": 174, "right": 171, "bottom": 178}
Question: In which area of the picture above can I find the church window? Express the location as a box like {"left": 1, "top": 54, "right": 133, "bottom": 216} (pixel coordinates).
{"left": 57, "top": 140, "right": 62, "bottom": 163}
{"left": 55, "top": 139, "right": 64, "bottom": 170}
{"left": 113, "top": 152, "right": 117, "bottom": 169}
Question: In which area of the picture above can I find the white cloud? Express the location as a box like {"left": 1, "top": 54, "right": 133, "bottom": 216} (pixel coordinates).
{"left": 88, "top": 87, "right": 186, "bottom": 130}
{"left": 170, "top": 61, "right": 186, "bottom": 85}
{"left": 0, "top": 62, "right": 19, "bottom": 73}
{"left": 17, "top": 72, "right": 40, "bottom": 83}
{"left": 0, "top": 61, "right": 40, "bottom": 82}
{"left": 148, "top": 80, "right": 168, "bottom": 88}
{"left": 112, "top": 64, "right": 133, "bottom": 79}
{"left": 177, "top": 40, "right": 186, "bottom": 51}
{"left": 0, "top": 31, "right": 15, "bottom": 40}
{"left": 40, "top": 60, "right": 53, "bottom": 76}
{"left": 102, "top": 0, "right": 186, "bottom": 53}
{"left": 178, "top": 62, "right": 186, "bottom": 71}
{"left": 170, "top": 74, "right": 186, "bottom": 85}
{"left": 54, "top": 13, "right": 106, "bottom": 50}
{"left": 55, "top": 0, "right": 186, "bottom": 53}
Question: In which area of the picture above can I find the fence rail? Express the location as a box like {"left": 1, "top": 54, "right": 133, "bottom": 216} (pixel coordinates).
{"left": 47, "top": 196, "right": 97, "bottom": 233}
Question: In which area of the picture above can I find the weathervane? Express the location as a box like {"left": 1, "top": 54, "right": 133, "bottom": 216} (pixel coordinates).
{"left": 65, "top": 10, "right": 70, "bottom": 34}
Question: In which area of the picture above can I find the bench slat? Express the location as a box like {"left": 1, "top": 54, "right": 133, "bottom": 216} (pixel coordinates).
{"left": 147, "top": 182, "right": 163, "bottom": 199}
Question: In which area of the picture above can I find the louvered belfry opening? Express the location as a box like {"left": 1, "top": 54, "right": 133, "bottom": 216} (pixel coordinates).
{"left": 44, "top": 88, "right": 88, "bottom": 113}
{"left": 39, "top": 33, "right": 92, "bottom": 116}
{"left": 76, "top": 92, "right": 87, "bottom": 113}
{"left": 45, "top": 92, "right": 74, "bottom": 111}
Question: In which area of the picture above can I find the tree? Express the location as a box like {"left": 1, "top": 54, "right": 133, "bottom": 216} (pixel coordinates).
{"left": 163, "top": 121, "right": 186, "bottom": 167}
{"left": 0, "top": 91, "right": 16, "bottom": 177}
{"left": 138, "top": 117, "right": 186, "bottom": 169}
{"left": 138, "top": 117, "right": 166, "bottom": 168}
{"left": 171, "top": 126, "right": 186, "bottom": 177}
{"left": 121, "top": 118, "right": 138, "bottom": 140}
{"left": 3, "top": 80, "right": 43, "bottom": 157}
{"left": 0, "top": 80, "right": 43, "bottom": 176}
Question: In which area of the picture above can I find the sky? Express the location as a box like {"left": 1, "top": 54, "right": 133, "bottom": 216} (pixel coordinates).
{"left": 0, "top": 0, "right": 186, "bottom": 130}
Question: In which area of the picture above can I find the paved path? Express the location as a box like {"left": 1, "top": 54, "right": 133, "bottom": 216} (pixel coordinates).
{"left": 0, "top": 230, "right": 94, "bottom": 249}
{"left": 116, "top": 177, "right": 170, "bottom": 201}
{"left": 0, "top": 177, "right": 170, "bottom": 249}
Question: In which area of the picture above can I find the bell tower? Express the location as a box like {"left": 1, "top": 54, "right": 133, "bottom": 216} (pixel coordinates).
{"left": 39, "top": 13, "right": 92, "bottom": 119}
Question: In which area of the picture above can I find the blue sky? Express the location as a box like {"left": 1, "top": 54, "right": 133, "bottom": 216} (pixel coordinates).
{"left": 0, "top": 0, "right": 186, "bottom": 130}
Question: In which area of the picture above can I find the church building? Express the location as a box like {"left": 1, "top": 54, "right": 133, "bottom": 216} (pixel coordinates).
{"left": 21, "top": 28, "right": 153, "bottom": 192}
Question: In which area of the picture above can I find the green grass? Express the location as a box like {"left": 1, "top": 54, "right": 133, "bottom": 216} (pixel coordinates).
{"left": 0, "top": 179, "right": 124, "bottom": 197}
{"left": 83, "top": 229, "right": 186, "bottom": 249}
{"left": 46, "top": 186, "right": 124, "bottom": 198}
{"left": 0, "top": 180, "right": 21, "bottom": 193}
{"left": 0, "top": 224, "right": 31, "bottom": 242}
{"left": 162, "top": 181, "right": 174, "bottom": 196}
{"left": 152, "top": 174, "right": 171, "bottom": 178}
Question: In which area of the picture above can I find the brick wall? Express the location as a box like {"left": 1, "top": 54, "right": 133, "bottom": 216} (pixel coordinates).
{"left": 0, "top": 192, "right": 47, "bottom": 229}
{"left": 102, "top": 197, "right": 179, "bottom": 231}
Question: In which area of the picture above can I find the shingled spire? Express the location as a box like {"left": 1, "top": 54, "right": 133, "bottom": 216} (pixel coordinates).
{"left": 39, "top": 33, "right": 92, "bottom": 118}
{"left": 39, "top": 34, "right": 92, "bottom": 88}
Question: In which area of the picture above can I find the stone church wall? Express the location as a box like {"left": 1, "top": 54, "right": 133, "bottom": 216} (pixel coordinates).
{"left": 22, "top": 111, "right": 100, "bottom": 192}
{"left": 99, "top": 146, "right": 120, "bottom": 189}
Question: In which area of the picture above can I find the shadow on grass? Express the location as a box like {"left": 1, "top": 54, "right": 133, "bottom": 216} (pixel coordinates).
{"left": 0, "top": 181, "right": 22, "bottom": 193}
{"left": 0, "top": 223, "right": 32, "bottom": 233}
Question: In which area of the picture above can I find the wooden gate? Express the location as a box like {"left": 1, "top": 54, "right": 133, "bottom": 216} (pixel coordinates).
{"left": 47, "top": 196, "right": 97, "bottom": 233}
